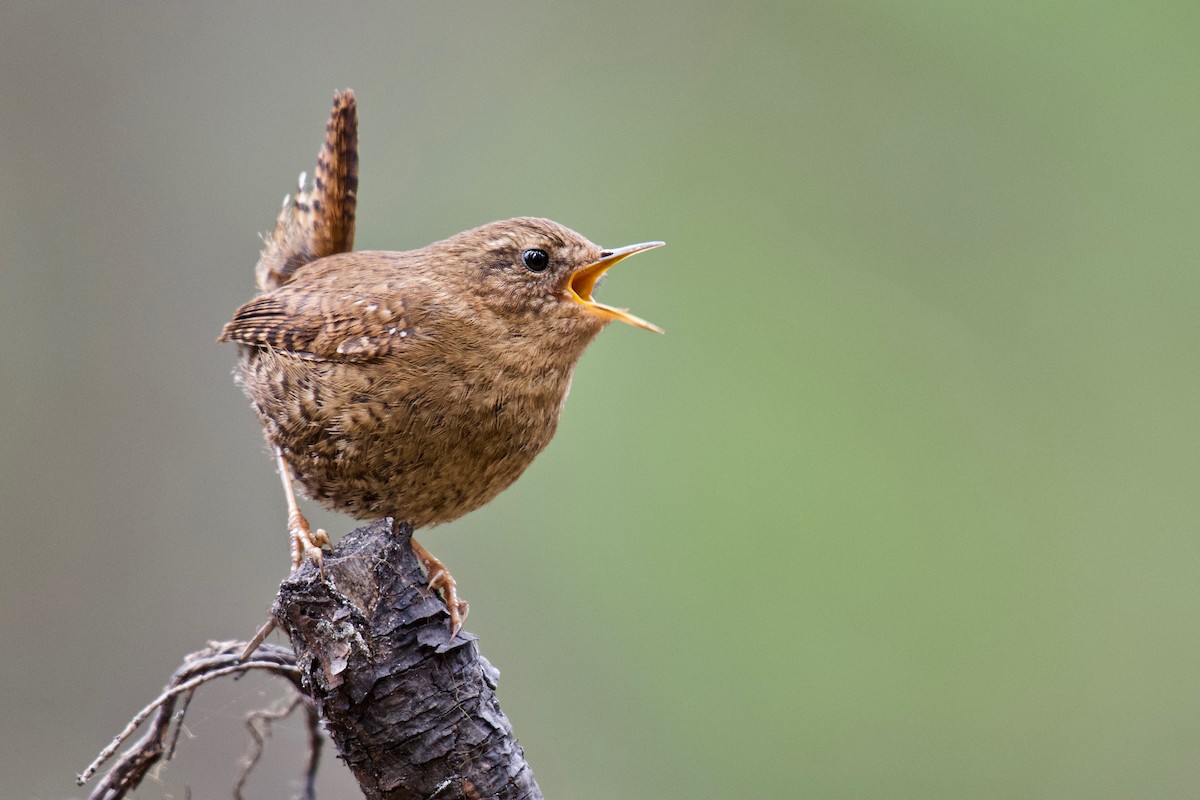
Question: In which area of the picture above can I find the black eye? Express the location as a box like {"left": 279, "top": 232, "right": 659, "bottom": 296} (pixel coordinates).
{"left": 521, "top": 248, "right": 549, "bottom": 272}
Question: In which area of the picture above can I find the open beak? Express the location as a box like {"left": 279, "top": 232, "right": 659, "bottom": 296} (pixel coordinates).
{"left": 566, "top": 241, "right": 665, "bottom": 333}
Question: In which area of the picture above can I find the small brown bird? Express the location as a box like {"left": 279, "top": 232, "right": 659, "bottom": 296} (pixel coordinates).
{"left": 219, "top": 90, "right": 662, "bottom": 634}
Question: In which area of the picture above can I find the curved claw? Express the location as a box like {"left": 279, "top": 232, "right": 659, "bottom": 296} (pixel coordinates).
{"left": 411, "top": 538, "right": 470, "bottom": 638}
{"left": 288, "top": 509, "right": 329, "bottom": 577}
{"left": 427, "top": 571, "right": 469, "bottom": 637}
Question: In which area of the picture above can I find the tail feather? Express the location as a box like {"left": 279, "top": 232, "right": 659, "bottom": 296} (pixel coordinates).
{"left": 255, "top": 89, "right": 359, "bottom": 292}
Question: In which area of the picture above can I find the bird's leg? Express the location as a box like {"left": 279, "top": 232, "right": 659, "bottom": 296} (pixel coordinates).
{"left": 411, "top": 537, "right": 469, "bottom": 637}
{"left": 242, "top": 448, "right": 332, "bottom": 662}
{"left": 275, "top": 447, "right": 330, "bottom": 571}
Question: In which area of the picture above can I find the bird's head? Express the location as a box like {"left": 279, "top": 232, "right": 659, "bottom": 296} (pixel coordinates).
{"left": 442, "top": 217, "right": 663, "bottom": 341}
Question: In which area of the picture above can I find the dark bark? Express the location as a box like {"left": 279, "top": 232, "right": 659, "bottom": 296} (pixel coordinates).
{"left": 272, "top": 518, "right": 542, "bottom": 800}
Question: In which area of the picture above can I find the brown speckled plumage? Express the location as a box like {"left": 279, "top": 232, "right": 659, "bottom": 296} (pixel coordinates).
{"left": 223, "top": 218, "right": 614, "bottom": 527}
{"left": 220, "top": 91, "right": 661, "bottom": 537}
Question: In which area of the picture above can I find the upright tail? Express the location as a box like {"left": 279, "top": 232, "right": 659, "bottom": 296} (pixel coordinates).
{"left": 255, "top": 89, "right": 359, "bottom": 292}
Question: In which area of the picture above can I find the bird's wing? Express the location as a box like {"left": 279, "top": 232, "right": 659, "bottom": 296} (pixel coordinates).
{"left": 218, "top": 283, "right": 413, "bottom": 362}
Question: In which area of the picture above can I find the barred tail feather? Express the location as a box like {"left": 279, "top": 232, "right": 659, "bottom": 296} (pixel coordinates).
{"left": 255, "top": 89, "right": 359, "bottom": 292}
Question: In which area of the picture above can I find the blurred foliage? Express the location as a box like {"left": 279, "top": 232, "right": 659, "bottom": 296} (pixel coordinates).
{"left": 2, "top": 2, "right": 1198, "bottom": 798}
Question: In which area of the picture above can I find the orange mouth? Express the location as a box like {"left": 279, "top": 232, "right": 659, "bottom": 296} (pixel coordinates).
{"left": 566, "top": 241, "right": 665, "bottom": 333}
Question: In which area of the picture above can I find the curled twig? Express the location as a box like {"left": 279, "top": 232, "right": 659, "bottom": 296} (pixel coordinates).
{"left": 233, "top": 693, "right": 321, "bottom": 800}
{"left": 78, "top": 641, "right": 304, "bottom": 800}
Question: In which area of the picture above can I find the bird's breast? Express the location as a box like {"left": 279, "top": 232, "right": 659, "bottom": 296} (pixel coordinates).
{"left": 238, "top": 344, "right": 575, "bottom": 527}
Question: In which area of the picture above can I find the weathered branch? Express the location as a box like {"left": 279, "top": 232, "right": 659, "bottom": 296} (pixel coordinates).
{"left": 272, "top": 518, "right": 541, "bottom": 800}
{"left": 79, "top": 519, "right": 541, "bottom": 800}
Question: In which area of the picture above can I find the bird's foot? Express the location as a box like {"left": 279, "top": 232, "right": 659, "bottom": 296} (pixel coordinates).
{"left": 288, "top": 508, "right": 330, "bottom": 575}
{"left": 411, "top": 538, "right": 469, "bottom": 637}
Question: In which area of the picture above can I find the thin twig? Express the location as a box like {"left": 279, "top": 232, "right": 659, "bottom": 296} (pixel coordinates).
{"left": 241, "top": 619, "right": 279, "bottom": 661}
{"left": 300, "top": 695, "right": 323, "bottom": 800}
{"left": 78, "top": 642, "right": 303, "bottom": 800}
{"left": 79, "top": 660, "right": 300, "bottom": 783}
{"left": 163, "top": 686, "right": 195, "bottom": 762}
{"left": 233, "top": 694, "right": 304, "bottom": 800}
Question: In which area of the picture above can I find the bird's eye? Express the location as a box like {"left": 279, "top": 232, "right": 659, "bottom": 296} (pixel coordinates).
{"left": 521, "top": 249, "right": 549, "bottom": 272}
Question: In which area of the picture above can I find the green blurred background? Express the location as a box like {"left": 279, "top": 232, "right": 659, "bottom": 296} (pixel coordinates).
{"left": 3, "top": 2, "right": 1197, "bottom": 798}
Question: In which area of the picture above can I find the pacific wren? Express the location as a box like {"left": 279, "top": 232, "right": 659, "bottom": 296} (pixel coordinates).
{"left": 219, "top": 90, "right": 662, "bottom": 634}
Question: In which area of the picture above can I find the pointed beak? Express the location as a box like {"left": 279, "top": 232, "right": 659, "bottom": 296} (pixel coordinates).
{"left": 566, "top": 241, "right": 665, "bottom": 333}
